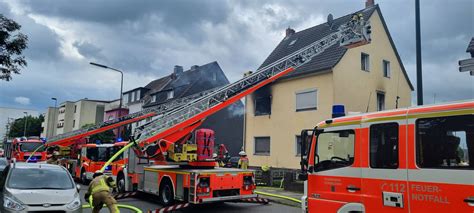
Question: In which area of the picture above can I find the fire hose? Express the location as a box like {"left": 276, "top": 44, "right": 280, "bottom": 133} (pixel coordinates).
{"left": 254, "top": 190, "right": 302, "bottom": 204}
{"left": 99, "top": 141, "right": 135, "bottom": 172}
{"left": 82, "top": 204, "right": 143, "bottom": 213}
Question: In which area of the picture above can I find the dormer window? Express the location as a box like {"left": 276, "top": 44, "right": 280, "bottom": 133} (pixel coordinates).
{"left": 167, "top": 91, "right": 174, "bottom": 99}
{"left": 151, "top": 95, "right": 156, "bottom": 102}
{"left": 289, "top": 39, "right": 298, "bottom": 46}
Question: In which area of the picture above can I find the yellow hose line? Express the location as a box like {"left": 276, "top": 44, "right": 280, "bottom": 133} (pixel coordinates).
{"left": 100, "top": 142, "right": 135, "bottom": 172}
{"left": 254, "top": 190, "right": 302, "bottom": 204}
{"left": 82, "top": 204, "right": 143, "bottom": 213}
{"left": 26, "top": 144, "right": 45, "bottom": 162}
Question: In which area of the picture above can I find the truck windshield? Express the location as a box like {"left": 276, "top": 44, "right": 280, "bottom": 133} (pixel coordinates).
{"left": 314, "top": 130, "right": 355, "bottom": 172}
{"left": 19, "top": 142, "right": 45, "bottom": 152}
{"left": 86, "top": 146, "right": 123, "bottom": 161}
{"left": 7, "top": 167, "right": 74, "bottom": 189}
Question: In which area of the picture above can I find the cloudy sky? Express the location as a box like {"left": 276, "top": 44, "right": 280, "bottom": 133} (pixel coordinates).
{"left": 0, "top": 0, "right": 473, "bottom": 112}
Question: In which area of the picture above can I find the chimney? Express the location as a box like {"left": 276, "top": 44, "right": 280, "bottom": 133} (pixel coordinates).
{"left": 191, "top": 65, "right": 199, "bottom": 71}
{"left": 285, "top": 27, "right": 295, "bottom": 37}
{"left": 173, "top": 65, "right": 183, "bottom": 75}
{"left": 365, "top": 0, "right": 374, "bottom": 8}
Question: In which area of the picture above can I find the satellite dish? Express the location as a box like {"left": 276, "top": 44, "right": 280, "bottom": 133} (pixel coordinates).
{"left": 327, "top": 14, "right": 334, "bottom": 29}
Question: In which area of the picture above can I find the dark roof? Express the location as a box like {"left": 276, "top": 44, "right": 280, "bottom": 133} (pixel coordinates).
{"left": 143, "top": 61, "right": 229, "bottom": 108}
{"left": 466, "top": 37, "right": 474, "bottom": 53}
{"left": 259, "top": 5, "right": 414, "bottom": 90}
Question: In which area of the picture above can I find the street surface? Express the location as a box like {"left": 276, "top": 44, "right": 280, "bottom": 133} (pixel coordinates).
{"left": 78, "top": 184, "right": 300, "bottom": 213}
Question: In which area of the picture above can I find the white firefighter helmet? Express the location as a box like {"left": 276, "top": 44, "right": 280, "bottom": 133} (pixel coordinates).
{"left": 93, "top": 170, "right": 104, "bottom": 178}
{"left": 239, "top": 151, "right": 247, "bottom": 156}
{"left": 213, "top": 153, "right": 218, "bottom": 158}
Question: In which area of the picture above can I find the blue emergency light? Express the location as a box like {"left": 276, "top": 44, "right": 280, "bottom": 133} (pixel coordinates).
{"left": 95, "top": 140, "right": 102, "bottom": 145}
{"left": 105, "top": 165, "right": 112, "bottom": 171}
{"left": 116, "top": 137, "right": 123, "bottom": 142}
{"left": 332, "top": 105, "right": 346, "bottom": 118}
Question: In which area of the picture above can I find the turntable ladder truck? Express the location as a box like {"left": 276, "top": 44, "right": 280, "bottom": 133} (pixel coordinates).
{"left": 48, "top": 14, "right": 372, "bottom": 207}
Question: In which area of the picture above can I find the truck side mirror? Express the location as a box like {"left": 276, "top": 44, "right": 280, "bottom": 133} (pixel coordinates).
{"left": 297, "top": 173, "right": 308, "bottom": 181}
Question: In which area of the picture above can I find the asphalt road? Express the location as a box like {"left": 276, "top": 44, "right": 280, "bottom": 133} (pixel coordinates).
{"left": 78, "top": 184, "right": 300, "bottom": 213}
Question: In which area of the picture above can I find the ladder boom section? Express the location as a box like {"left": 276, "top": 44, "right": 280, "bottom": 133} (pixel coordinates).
{"left": 45, "top": 87, "right": 219, "bottom": 147}
{"left": 136, "top": 16, "right": 371, "bottom": 153}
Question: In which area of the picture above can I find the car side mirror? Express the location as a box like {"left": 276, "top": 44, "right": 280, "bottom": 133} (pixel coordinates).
{"left": 76, "top": 184, "right": 81, "bottom": 192}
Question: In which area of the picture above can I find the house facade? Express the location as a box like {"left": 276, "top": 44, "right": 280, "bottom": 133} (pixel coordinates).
{"left": 123, "top": 62, "right": 244, "bottom": 155}
{"left": 244, "top": 3, "right": 413, "bottom": 169}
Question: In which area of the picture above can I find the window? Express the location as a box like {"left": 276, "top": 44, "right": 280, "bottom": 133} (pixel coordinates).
{"left": 167, "top": 91, "right": 174, "bottom": 99}
{"left": 370, "top": 123, "right": 399, "bottom": 168}
{"left": 123, "top": 94, "right": 128, "bottom": 104}
{"left": 383, "top": 60, "right": 391, "bottom": 77}
{"left": 131, "top": 92, "right": 135, "bottom": 102}
{"left": 377, "top": 92, "right": 385, "bottom": 111}
{"left": 254, "top": 137, "right": 270, "bottom": 155}
{"left": 151, "top": 95, "right": 156, "bottom": 103}
{"left": 296, "top": 135, "right": 302, "bottom": 156}
{"left": 314, "top": 130, "right": 355, "bottom": 172}
{"left": 72, "top": 119, "right": 76, "bottom": 128}
{"left": 74, "top": 105, "right": 77, "bottom": 113}
{"left": 212, "top": 72, "right": 217, "bottom": 81}
{"left": 361, "top": 53, "right": 370, "bottom": 71}
{"left": 296, "top": 89, "right": 317, "bottom": 111}
{"left": 254, "top": 96, "right": 271, "bottom": 116}
{"left": 416, "top": 115, "right": 473, "bottom": 169}
{"left": 136, "top": 90, "right": 141, "bottom": 100}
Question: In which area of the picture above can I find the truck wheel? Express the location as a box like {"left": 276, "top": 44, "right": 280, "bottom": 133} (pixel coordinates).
{"left": 117, "top": 173, "right": 126, "bottom": 193}
{"left": 158, "top": 179, "right": 174, "bottom": 206}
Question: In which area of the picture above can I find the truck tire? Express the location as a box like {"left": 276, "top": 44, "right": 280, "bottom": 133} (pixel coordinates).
{"left": 158, "top": 178, "right": 174, "bottom": 206}
{"left": 117, "top": 173, "right": 126, "bottom": 193}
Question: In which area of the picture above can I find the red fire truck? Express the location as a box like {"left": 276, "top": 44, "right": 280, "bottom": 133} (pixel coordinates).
{"left": 299, "top": 101, "right": 474, "bottom": 212}
{"left": 64, "top": 142, "right": 129, "bottom": 183}
{"left": 3, "top": 137, "right": 47, "bottom": 162}
{"left": 46, "top": 13, "right": 371, "bottom": 209}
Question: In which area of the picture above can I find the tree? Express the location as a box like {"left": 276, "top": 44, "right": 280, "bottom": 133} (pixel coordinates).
{"left": 82, "top": 123, "right": 116, "bottom": 143}
{"left": 1, "top": 14, "right": 28, "bottom": 81}
{"left": 8, "top": 114, "right": 44, "bottom": 138}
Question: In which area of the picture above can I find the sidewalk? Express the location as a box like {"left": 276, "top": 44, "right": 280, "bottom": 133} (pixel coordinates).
{"left": 255, "top": 186, "right": 303, "bottom": 208}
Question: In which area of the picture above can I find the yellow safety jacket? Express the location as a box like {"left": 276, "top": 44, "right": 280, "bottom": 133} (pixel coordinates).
{"left": 238, "top": 157, "right": 249, "bottom": 169}
{"left": 90, "top": 176, "right": 110, "bottom": 195}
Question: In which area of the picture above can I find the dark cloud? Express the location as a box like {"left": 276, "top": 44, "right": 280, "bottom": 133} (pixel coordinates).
{"left": 0, "top": 0, "right": 472, "bottom": 111}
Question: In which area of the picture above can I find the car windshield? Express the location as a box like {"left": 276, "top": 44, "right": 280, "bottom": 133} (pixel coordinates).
{"left": 19, "top": 142, "right": 45, "bottom": 152}
{"left": 86, "top": 146, "right": 123, "bottom": 161}
{"left": 7, "top": 167, "right": 74, "bottom": 189}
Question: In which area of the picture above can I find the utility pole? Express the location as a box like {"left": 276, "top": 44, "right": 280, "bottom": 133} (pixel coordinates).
{"left": 23, "top": 112, "right": 28, "bottom": 137}
{"left": 415, "top": 0, "right": 423, "bottom": 105}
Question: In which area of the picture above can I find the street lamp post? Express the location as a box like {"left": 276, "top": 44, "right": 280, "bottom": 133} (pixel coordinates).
{"left": 51, "top": 98, "right": 58, "bottom": 137}
{"left": 23, "top": 112, "right": 28, "bottom": 137}
{"left": 90, "top": 62, "right": 125, "bottom": 140}
{"left": 90, "top": 62, "right": 124, "bottom": 110}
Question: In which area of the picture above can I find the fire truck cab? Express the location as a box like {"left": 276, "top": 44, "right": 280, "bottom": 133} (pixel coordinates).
{"left": 4, "top": 137, "right": 47, "bottom": 162}
{"left": 300, "top": 101, "right": 474, "bottom": 212}
{"left": 67, "top": 142, "right": 128, "bottom": 183}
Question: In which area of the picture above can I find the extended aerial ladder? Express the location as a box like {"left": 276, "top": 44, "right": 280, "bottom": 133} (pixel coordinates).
{"left": 133, "top": 15, "right": 372, "bottom": 161}
{"left": 46, "top": 13, "right": 371, "bottom": 159}
{"left": 47, "top": 13, "right": 372, "bottom": 209}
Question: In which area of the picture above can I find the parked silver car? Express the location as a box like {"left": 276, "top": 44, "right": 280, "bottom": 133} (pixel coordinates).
{"left": 0, "top": 162, "right": 82, "bottom": 212}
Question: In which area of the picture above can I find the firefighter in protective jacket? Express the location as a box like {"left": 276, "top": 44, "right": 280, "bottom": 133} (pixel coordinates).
{"left": 85, "top": 170, "right": 120, "bottom": 213}
{"left": 238, "top": 151, "right": 249, "bottom": 169}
